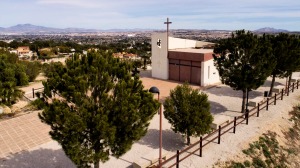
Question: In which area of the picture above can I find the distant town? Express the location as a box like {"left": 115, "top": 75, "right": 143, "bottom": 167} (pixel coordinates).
{"left": 1, "top": 23, "right": 300, "bottom": 168}
{"left": 1, "top": 24, "right": 300, "bottom": 46}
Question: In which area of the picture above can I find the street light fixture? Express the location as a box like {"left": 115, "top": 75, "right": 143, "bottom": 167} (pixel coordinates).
{"left": 149, "top": 86, "right": 160, "bottom": 99}
{"left": 149, "top": 86, "right": 162, "bottom": 168}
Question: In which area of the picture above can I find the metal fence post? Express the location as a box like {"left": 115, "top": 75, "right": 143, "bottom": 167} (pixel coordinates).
{"left": 274, "top": 94, "right": 276, "bottom": 105}
{"left": 257, "top": 103, "right": 260, "bottom": 117}
{"left": 233, "top": 117, "right": 236, "bottom": 134}
{"left": 266, "top": 98, "right": 269, "bottom": 111}
{"left": 246, "top": 111, "right": 249, "bottom": 125}
{"left": 287, "top": 85, "right": 290, "bottom": 96}
{"left": 176, "top": 150, "right": 179, "bottom": 168}
{"left": 218, "top": 126, "right": 221, "bottom": 144}
{"left": 292, "top": 83, "right": 294, "bottom": 92}
{"left": 199, "top": 137, "right": 202, "bottom": 157}
{"left": 32, "top": 88, "right": 35, "bottom": 98}
{"left": 281, "top": 89, "right": 284, "bottom": 100}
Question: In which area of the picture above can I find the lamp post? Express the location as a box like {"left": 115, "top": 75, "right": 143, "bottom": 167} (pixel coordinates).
{"left": 149, "top": 86, "right": 162, "bottom": 168}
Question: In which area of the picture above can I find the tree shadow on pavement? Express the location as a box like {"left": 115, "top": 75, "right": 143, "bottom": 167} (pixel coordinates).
{"left": 0, "top": 148, "right": 75, "bottom": 168}
{"left": 262, "top": 79, "right": 285, "bottom": 87}
{"left": 138, "top": 129, "right": 185, "bottom": 152}
{"left": 139, "top": 69, "right": 152, "bottom": 78}
{"left": 209, "top": 101, "right": 228, "bottom": 114}
{"left": 205, "top": 85, "right": 262, "bottom": 99}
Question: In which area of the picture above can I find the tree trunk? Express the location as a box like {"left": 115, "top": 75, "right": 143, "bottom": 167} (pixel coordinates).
{"left": 94, "top": 161, "right": 100, "bottom": 168}
{"left": 241, "top": 90, "right": 247, "bottom": 113}
{"left": 285, "top": 77, "right": 288, "bottom": 93}
{"left": 288, "top": 75, "right": 292, "bottom": 87}
{"left": 268, "top": 74, "right": 276, "bottom": 97}
{"left": 187, "top": 136, "right": 190, "bottom": 145}
{"left": 143, "top": 58, "right": 146, "bottom": 69}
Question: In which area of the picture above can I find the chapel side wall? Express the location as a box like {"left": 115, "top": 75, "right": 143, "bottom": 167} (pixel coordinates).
{"left": 151, "top": 33, "right": 168, "bottom": 79}
{"left": 169, "top": 37, "right": 197, "bottom": 49}
{"left": 201, "top": 58, "right": 220, "bottom": 86}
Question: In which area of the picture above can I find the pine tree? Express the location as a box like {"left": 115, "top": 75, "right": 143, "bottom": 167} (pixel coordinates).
{"left": 38, "top": 51, "right": 159, "bottom": 168}
{"left": 0, "top": 52, "right": 24, "bottom": 105}
{"left": 140, "top": 53, "right": 151, "bottom": 70}
{"left": 163, "top": 83, "right": 213, "bottom": 145}
{"left": 20, "top": 61, "right": 42, "bottom": 82}
{"left": 268, "top": 34, "right": 300, "bottom": 96}
{"left": 213, "top": 30, "right": 276, "bottom": 113}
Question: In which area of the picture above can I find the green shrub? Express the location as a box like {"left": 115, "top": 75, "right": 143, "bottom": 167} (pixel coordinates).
{"left": 0, "top": 51, "right": 25, "bottom": 105}
{"left": 231, "top": 162, "right": 245, "bottom": 168}
{"left": 31, "top": 99, "right": 45, "bottom": 110}
{"left": 252, "top": 157, "right": 267, "bottom": 168}
{"left": 262, "top": 144, "right": 271, "bottom": 158}
{"left": 243, "top": 160, "right": 251, "bottom": 167}
{"left": 20, "top": 61, "right": 42, "bottom": 82}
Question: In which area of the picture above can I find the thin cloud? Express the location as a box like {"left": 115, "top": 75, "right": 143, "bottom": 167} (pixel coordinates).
{"left": 1, "top": 0, "right": 299, "bottom": 30}
{"left": 37, "top": 0, "right": 102, "bottom": 8}
{"left": 36, "top": 0, "right": 156, "bottom": 9}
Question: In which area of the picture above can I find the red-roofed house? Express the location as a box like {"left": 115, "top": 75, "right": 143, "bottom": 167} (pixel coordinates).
{"left": 17, "top": 46, "right": 32, "bottom": 57}
{"left": 123, "top": 53, "right": 138, "bottom": 60}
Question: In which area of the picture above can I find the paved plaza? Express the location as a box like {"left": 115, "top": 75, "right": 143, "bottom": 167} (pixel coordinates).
{"left": 0, "top": 70, "right": 299, "bottom": 167}
{"left": 0, "top": 111, "right": 51, "bottom": 158}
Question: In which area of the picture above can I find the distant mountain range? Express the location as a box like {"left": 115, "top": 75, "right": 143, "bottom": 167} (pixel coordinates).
{"left": 254, "top": 27, "right": 289, "bottom": 33}
{"left": 0, "top": 24, "right": 292, "bottom": 34}
{"left": 5, "top": 24, "right": 99, "bottom": 33}
{"left": 0, "top": 24, "right": 155, "bottom": 34}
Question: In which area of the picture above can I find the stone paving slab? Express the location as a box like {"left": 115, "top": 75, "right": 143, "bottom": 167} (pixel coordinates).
{"left": 141, "top": 76, "right": 204, "bottom": 102}
{"left": 0, "top": 111, "right": 51, "bottom": 158}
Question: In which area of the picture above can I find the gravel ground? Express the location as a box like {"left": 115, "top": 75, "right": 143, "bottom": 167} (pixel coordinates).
{"left": 1, "top": 76, "right": 299, "bottom": 168}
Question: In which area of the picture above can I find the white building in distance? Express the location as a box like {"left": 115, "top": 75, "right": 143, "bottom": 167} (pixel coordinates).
{"left": 151, "top": 33, "right": 220, "bottom": 86}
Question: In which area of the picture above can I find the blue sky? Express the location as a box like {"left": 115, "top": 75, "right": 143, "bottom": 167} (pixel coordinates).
{"left": 1, "top": 0, "right": 300, "bottom": 31}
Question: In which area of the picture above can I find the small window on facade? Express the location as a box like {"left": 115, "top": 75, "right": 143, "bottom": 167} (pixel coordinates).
{"left": 157, "top": 39, "right": 161, "bottom": 48}
{"left": 208, "top": 66, "right": 210, "bottom": 79}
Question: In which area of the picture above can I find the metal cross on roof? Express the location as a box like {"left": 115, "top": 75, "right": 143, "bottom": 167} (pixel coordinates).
{"left": 164, "top": 18, "right": 172, "bottom": 30}
{"left": 164, "top": 18, "right": 172, "bottom": 52}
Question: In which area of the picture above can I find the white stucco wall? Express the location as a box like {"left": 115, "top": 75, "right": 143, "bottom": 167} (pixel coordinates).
{"left": 201, "top": 59, "right": 220, "bottom": 86}
{"left": 151, "top": 33, "right": 200, "bottom": 79}
{"left": 151, "top": 32, "right": 220, "bottom": 86}
{"left": 195, "top": 41, "right": 215, "bottom": 48}
{"left": 43, "top": 57, "right": 67, "bottom": 64}
{"left": 292, "top": 72, "right": 300, "bottom": 78}
{"left": 151, "top": 33, "right": 169, "bottom": 79}
{"left": 169, "top": 37, "right": 197, "bottom": 49}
